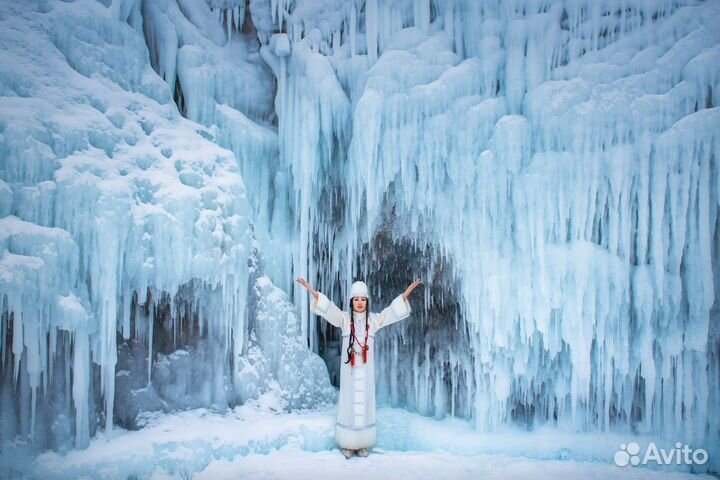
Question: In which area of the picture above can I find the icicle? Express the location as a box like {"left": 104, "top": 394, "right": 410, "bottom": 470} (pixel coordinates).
{"left": 226, "top": 8, "right": 231, "bottom": 42}
{"left": 0, "top": 302, "right": 5, "bottom": 368}
{"left": 366, "top": 0, "right": 378, "bottom": 64}
{"left": 12, "top": 310, "right": 23, "bottom": 387}
{"left": 147, "top": 296, "right": 154, "bottom": 386}
{"left": 414, "top": 0, "right": 430, "bottom": 33}
{"left": 72, "top": 328, "right": 89, "bottom": 448}
{"left": 121, "top": 288, "right": 131, "bottom": 340}
{"left": 350, "top": 2, "right": 357, "bottom": 57}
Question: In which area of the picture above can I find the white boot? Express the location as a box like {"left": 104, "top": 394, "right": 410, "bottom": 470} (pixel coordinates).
{"left": 341, "top": 449, "right": 354, "bottom": 459}
{"left": 356, "top": 448, "right": 369, "bottom": 457}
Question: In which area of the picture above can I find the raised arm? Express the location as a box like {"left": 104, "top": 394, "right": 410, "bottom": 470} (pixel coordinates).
{"left": 296, "top": 277, "right": 346, "bottom": 329}
{"left": 402, "top": 279, "right": 423, "bottom": 301}
{"left": 297, "top": 277, "right": 319, "bottom": 300}
{"left": 375, "top": 279, "right": 423, "bottom": 331}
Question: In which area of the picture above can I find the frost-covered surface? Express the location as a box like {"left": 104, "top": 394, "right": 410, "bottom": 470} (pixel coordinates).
{"left": 141, "top": 0, "right": 290, "bottom": 288}
{"left": 3, "top": 400, "right": 714, "bottom": 480}
{"left": 1, "top": 0, "right": 719, "bottom": 475}
{"left": 252, "top": 0, "right": 720, "bottom": 474}
{"left": 0, "top": 0, "right": 330, "bottom": 454}
{"left": 79, "top": 1, "right": 720, "bottom": 467}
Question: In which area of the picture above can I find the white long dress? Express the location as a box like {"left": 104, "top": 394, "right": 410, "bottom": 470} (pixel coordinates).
{"left": 312, "top": 293, "right": 411, "bottom": 450}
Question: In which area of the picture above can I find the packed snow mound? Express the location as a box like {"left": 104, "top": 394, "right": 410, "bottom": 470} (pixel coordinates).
{"left": 246, "top": 276, "right": 337, "bottom": 410}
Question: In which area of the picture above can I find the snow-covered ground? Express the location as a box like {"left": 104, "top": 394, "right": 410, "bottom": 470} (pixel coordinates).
{"left": 7, "top": 393, "right": 712, "bottom": 480}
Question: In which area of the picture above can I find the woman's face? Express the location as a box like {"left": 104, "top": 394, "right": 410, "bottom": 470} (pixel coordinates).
{"left": 352, "top": 296, "right": 367, "bottom": 313}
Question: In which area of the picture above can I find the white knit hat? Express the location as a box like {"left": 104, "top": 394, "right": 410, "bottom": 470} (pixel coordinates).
{"left": 350, "top": 281, "right": 369, "bottom": 299}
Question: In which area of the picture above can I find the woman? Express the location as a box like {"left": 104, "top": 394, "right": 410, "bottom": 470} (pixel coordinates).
{"left": 296, "top": 277, "right": 423, "bottom": 459}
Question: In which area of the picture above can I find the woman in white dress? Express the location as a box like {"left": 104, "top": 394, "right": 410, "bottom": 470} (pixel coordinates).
{"left": 297, "top": 277, "right": 423, "bottom": 459}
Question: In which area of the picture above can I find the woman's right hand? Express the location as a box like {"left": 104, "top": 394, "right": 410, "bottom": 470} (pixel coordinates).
{"left": 296, "top": 277, "right": 319, "bottom": 300}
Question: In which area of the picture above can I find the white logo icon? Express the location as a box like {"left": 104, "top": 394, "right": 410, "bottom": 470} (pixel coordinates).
{"left": 614, "top": 442, "right": 641, "bottom": 467}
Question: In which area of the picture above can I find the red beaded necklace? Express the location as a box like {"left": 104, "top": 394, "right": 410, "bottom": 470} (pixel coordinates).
{"left": 349, "top": 316, "right": 370, "bottom": 367}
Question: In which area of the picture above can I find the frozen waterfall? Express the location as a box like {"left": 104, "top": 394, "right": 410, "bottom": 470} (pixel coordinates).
{"left": 0, "top": 0, "right": 718, "bottom": 475}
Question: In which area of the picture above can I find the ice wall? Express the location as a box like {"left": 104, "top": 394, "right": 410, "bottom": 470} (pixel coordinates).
{"left": 1, "top": 0, "right": 718, "bottom": 472}
{"left": 0, "top": 0, "right": 332, "bottom": 453}
{"left": 257, "top": 0, "right": 720, "bottom": 472}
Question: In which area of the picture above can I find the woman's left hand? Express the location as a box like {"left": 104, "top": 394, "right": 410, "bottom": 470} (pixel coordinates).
{"left": 402, "top": 279, "right": 423, "bottom": 301}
